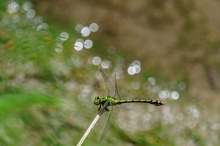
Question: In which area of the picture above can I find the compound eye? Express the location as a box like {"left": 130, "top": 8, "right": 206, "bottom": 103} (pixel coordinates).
{"left": 96, "top": 96, "right": 99, "bottom": 99}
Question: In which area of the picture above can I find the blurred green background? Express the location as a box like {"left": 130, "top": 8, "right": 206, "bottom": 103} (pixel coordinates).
{"left": 0, "top": 0, "right": 220, "bottom": 145}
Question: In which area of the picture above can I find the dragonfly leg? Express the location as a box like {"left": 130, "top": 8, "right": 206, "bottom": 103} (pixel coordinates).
{"left": 103, "top": 100, "right": 110, "bottom": 112}
{"left": 98, "top": 105, "right": 101, "bottom": 111}
{"left": 98, "top": 100, "right": 110, "bottom": 115}
{"left": 104, "top": 107, "right": 109, "bottom": 112}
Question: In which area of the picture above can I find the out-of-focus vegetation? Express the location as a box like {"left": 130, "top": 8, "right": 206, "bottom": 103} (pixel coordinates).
{"left": 1, "top": 0, "right": 220, "bottom": 146}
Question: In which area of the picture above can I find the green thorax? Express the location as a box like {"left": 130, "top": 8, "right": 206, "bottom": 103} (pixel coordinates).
{"left": 93, "top": 96, "right": 120, "bottom": 106}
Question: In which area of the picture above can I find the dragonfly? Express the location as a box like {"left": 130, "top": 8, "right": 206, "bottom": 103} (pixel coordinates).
{"left": 94, "top": 69, "right": 165, "bottom": 111}
{"left": 93, "top": 69, "right": 165, "bottom": 140}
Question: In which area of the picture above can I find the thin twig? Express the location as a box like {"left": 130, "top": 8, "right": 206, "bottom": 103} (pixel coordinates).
{"left": 76, "top": 108, "right": 105, "bottom": 146}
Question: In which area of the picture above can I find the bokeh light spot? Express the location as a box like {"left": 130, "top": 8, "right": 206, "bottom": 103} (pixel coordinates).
{"left": 159, "top": 90, "right": 170, "bottom": 99}
{"left": 26, "top": 9, "right": 36, "bottom": 19}
{"left": 127, "top": 60, "right": 142, "bottom": 75}
{"left": 81, "top": 26, "right": 91, "bottom": 37}
{"left": 84, "top": 39, "right": 93, "bottom": 49}
{"left": 171, "top": 91, "right": 179, "bottom": 100}
{"left": 74, "top": 42, "right": 83, "bottom": 51}
{"left": 178, "top": 82, "right": 186, "bottom": 90}
{"left": 101, "top": 60, "right": 112, "bottom": 69}
{"left": 55, "top": 43, "right": 63, "bottom": 53}
{"left": 22, "top": 2, "right": 32, "bottom": 11}
{"left": 89, "top": 23, "right": 99, "bottom": 32}
{"left": 133, "top": 60, "right": 141, "bottom": 66}
{"left": 75, "top": 24, "right": 83, "bottom": 32}
{"left": 127, "top": 66, "right": 136, "bottom": 75}
{"left": 60, "top": 32, "right": 69, "bottom": 41}
{"left": 92, "top": 56, "right": 101, "bottom": 65}
{"left": 7, "top": 1, "right": 20, "bottom": 14}
{"left": 37, "top": 23, "right": 48, "bottom": 31}
{"left": 75, "top": 38, "right": 84, "bottom": 43}
{"left": 55, "top": 48, "right": 63, "bottom": 53}
{"left": 148, "top": 77, "right": 156, "bottom": 85}
{"left": 134, "top": 65, "right": 141, "bottom": 73}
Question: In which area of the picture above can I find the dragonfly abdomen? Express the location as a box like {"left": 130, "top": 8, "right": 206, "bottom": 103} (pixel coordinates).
{"left": 117, "top": 99, "right": 164, "bottom": 106}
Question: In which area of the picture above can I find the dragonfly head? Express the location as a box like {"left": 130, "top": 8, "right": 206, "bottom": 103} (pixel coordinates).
{"left": 93, "top": 96, "right": 100, "bottom": 105}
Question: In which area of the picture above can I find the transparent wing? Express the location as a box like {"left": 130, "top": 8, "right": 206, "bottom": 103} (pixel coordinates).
{"left": 99, "top": 101, "right": 114, "bottom": 141}
{"left": 100, "top": 69, "right": 121, "bottom": 99}
{"left": 98, "top": 69, "right": 120, "bottom": 141}
{"left": 100, "top": 69, "right": 115, "bottom": 97}
{"left": 114, "top": 73, "right": 121, "bottom": 99}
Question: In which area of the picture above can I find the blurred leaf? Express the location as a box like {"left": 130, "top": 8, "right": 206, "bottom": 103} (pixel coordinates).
{"left": 0, "top": 92, "right": 59, "bottom": 115}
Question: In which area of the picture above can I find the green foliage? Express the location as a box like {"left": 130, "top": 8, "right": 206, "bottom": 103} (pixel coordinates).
{"left": 0, "top": 91, "right": 60, "bottom": 146}
{"left": 0, "top": 2, "right": 65, "bottom": 145}
{"left": 0, "top": 91, "right": 58, "bottom": 115}
{"left": 113, "top": 124, "right": 175, "bottom": 146}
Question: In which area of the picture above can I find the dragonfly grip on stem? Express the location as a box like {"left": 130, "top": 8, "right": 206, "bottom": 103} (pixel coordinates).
{"left": 98, "top": 100, "right": 110, "bottom": 115}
